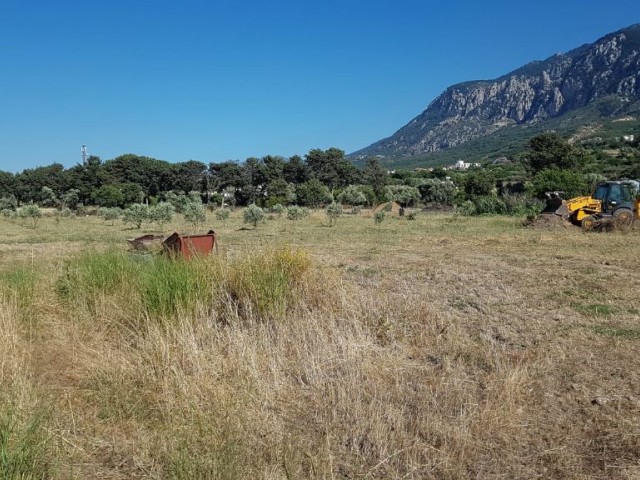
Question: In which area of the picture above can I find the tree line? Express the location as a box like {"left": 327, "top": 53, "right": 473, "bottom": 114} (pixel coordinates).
{"left": 0, "top": 133, "right": 637, "bottom": 216}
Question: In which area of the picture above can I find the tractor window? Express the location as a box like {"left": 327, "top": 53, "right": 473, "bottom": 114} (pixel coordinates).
{"left": 593, "top": 185, "right": 608, "bottom": 201}
{"left": 608, "top": 185, "right": 623, "bottom": 204}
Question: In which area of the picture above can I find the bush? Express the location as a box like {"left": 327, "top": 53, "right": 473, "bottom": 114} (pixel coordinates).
{"left": 98, "top": 207, "right": 121, "bottom": 224}
{"left": 374, "top": 211, "right": 385, "bottom": 224}
{"left": 268, "top": 204, "right": 285, "bottom": 216}
{"left": 502, "top": 193, "right": 545, "bottom": 216}
{"left": 325, "top": 202, "right": 342, "bottom": 226}
{"left": 473, "top": 196, "right": 506, "bottom": 215}
{"left": 529, "top": 168, "right": 589, "bottom": 199}
{"left": 215, "top": 209, "right": 230, "bottom": 222}
{"left": 243, "top": 204, "right": 265, "bottom": 228}
{"left": 407, "top": 211, "right": 417, "bottom": 220}
{"left": 2, "top": 208, "right": 17, "bottom": 220}
{"left": 122, "top": 204, "right": 150, "bottom": 229}
{"left": 183, "top": 201, "right": 207, "bottom": 229}
{"left": 0, "top": 195, "right": 18, "bottom": 211}
{"left": 287, "top": 206, "right": 308, "bottom": 221}
{"left": 456, "top": 200, "right": 477, "bottom": 216}
{"left": 149, "top": 202, "right": 175, "bottom": 229}
{"left": 18, "top": 204, "right": 42, "bottom": 227}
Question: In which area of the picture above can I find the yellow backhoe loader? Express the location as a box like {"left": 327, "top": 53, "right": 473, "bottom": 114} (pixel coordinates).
{"left": 555, "top": 180, "right": 640, "bottom": 231}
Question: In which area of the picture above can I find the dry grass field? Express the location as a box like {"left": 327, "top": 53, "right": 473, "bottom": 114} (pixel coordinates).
{"left": 1, "top": 209, "right": 639, "bottom": 479}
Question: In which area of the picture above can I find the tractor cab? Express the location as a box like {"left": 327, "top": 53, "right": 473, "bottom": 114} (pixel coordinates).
{"left": 593, "top": 182, "right": 635, "bottom": 214}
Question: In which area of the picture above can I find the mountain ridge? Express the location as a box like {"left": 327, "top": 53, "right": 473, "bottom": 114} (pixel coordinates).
{"left": 351, "top": 24, "right": 640, "bottom": 161}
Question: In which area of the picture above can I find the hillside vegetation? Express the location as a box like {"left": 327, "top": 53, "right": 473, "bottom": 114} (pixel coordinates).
{"left": 2, "top": 210, "right": 640, "bottom": 478}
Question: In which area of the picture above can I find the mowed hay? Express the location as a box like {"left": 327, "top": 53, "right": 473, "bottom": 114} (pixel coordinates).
{"left": 1, "top": 213, "right": 640, "bottom": 479}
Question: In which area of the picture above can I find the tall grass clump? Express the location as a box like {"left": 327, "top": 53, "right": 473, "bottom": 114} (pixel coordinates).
{"left": 0, "top": 404, "right": 53, "bottom": 479}
{"left": 1, "top": 266, "right": 39, "bottom": 320}
{"left": 137, "top": 256, "right": 220, "bottom": 319}
{"left": 57, "top": 250, "right": 138, "bottom": 314}
{"left": 226, "top": 247, "right": 312, "bottom": 321}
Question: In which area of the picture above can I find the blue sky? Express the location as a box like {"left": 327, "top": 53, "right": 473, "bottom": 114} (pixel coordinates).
{"left": 0, "top": 0, "right": 637, "bottom": 171}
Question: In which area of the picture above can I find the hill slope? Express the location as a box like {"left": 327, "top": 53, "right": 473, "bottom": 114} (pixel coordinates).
{"left": 352, "top": 24, "right": 640, "bottom": 162}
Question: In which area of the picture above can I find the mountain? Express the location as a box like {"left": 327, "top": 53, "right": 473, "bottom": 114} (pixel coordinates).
{"left": 351, "top": 24, "right": 640, "bottom": 162}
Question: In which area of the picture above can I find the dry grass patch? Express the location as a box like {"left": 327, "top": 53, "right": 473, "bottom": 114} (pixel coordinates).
{"left": 1, "top": 213, "right": 639, "bottom": 478}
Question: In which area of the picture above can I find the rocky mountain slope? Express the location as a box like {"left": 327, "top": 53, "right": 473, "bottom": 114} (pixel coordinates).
{"left": 352, "top": 24, "right": 640, "bottom": 159}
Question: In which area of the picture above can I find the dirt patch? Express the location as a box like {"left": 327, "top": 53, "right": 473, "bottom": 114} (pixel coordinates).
{"left": 524, "top": 213, "right": 573, "bottom": 229}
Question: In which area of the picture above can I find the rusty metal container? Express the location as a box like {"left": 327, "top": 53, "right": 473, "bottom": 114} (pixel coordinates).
{"left": 162, "top": 230, "right": 217, "bottom": 259}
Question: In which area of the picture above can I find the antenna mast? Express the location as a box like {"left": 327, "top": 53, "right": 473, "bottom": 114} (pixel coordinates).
{"left": 81, "top": 145, "right": 87, "bottom": 164}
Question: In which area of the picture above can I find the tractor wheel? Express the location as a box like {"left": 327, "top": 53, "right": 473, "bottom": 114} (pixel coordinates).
{"left": 613, "top": 208, "right": 634, "bottom": 228}
{"left": 581, "top": 215, "right": 597, "bottom": 232}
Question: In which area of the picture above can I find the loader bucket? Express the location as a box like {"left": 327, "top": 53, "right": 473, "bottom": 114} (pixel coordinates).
{"left": 543, "top": 191, "right": 565, "bottom": 214}
{"left": 554, "top": 203, "right": 569, "bottom": 217}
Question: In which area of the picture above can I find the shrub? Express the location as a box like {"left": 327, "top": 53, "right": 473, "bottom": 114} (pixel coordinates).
{"left": 325, "top": 202, "right": 342, "bottom": 226}
{"left": 18, "top": 204, "right": 42, "bottom": 228}
{"left": 338, "top": 185, "right": 367, "bottom": 206}
{"left": 502, "top": 193, "right": 545, "bottom": 216}
{"left": 456, "top": 200, "right": 477, "bottom": 216}
{"left": 183, "top": 201, "right": 207, "bottom": 229}
{"left": 0, "top": 195, "right": 18, "bottom": 211}
{"left": 243, "top": 204, "right": 265, "bottom": 228}
{"left": 351, "top": 205, "right": 362, "bottom": 215}
{"left": 2, "top": 208, "right": 17, "bottom": 220}
{"left": 407, "top": 211, "right": 417, "bottom": 220}
{"left": 149, "top": 202, "right": 175, "bottom": 229}
{"left": 529, "top": 168, "right": 589, "bottom": 199}
{"left": 374, "top": 211, "right": 385, "bottom": 224}
{"left": 123, "top": 204, "right": 150, "bottom": 229}
{"left": 268, "top": 204, "right": 285, "bottom": 216}
{"left": 99, "top": 207, "right": 122, "bottom": 225}
{"left": 473, "top": 196, "right": 506, "bottom": 215}
{"left": 215, "top": 209, "right": 230, "bottom": 222}
{"left": 287, "top": 206, "right": 308, "bottom": 221}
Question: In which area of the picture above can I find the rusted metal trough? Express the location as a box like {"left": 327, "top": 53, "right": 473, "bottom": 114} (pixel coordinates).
{"left": 162, "top": 230, "right": 217, "bottom": 259}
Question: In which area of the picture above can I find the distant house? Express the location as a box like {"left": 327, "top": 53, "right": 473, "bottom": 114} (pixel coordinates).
{"left": 622, "top": 134, "right": 635, "bottom": 142}
{"left": 446, "top": 160, "right": 481, "bottom": 171}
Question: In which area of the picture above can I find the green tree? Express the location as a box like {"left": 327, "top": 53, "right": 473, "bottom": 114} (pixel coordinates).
{"left": 40, "top": 186, "right": 57, "bottom": 207}
{"left": 463, "top": 169, "right": 496, "bottom": 198}
{"left": 122, "top": 204, "right": 150, "bottom": 229}
{"left": 149, "top": 202, "right": 175, "bottom": 229}
{"left": 363, "top": 158, "right": 390, "bottom": 201}
{"left": 92, "top": 185, "right": 125, "bottom": 208}
{"left": 526, "top": 133, "right": 580, "bottom": 173}
{"left": 283, "top": 155, "right": 309, "bottom": 184}
{"left": 418, "top": 179, "right": 456, "bottom": 206}
{"left": 295, "top": 179, "right": 333, "bottom": 207}
{"left": 243, "top": 204, "right": 265, "bottom": 228}
{"left": 337, "top": 185, "right": 367, "bottom": 206}
{"left": 385, "top": 185, "right": 420, "bottom": 208}
{"left": 529, "top": 168, "right": 589, "bottom": 198}
{"left": 183, "top": 201, "right": 207, "bottom": 229}
{"left": 60, "top": 189, "right": 80, "bottom": 210}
